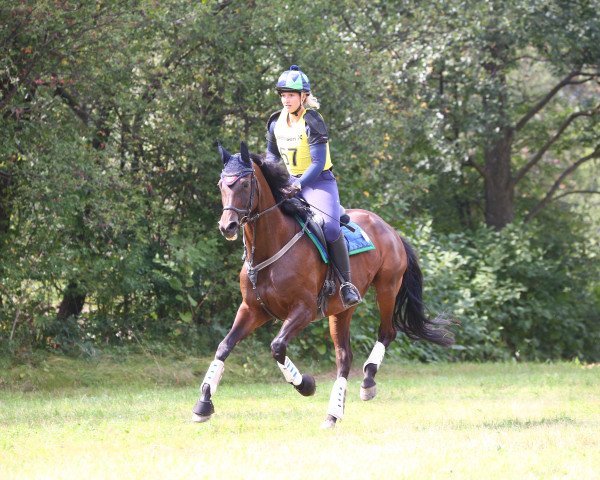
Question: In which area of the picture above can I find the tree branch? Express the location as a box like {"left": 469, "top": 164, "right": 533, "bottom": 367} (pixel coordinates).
{"left": 514, "top": 104, "right": 600, "bottom": 184}
{"left": 551, "top": 189, "right": 600, "bottom": 201}
{"left": 54, "top": 85, "right": 91, "bottom": 125}
{"left": 214, "top": 0, "right": 234, "bottom": 13}
{"left": 525, "top": 144, "right": 600, "bottom": 222}
{"left": 0, "top": 56, "right": 38, "bottom": 114}
{"left": 464, "top": 156, "right": 486, "bottom": 178}
{"left": 515, "top": 70, "right": 581, "bottom": 132}
{"left": 568, "top": 76, "right": 596, "bottom": 85}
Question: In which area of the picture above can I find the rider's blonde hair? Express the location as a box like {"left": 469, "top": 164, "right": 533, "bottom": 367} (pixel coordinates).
{"left": 303, "top": 93, "right": 320, "bottom": 110}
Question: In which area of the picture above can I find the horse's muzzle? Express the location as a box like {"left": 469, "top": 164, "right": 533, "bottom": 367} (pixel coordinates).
{"left": 219, "top": 220, "right": 239, "bottom": 241}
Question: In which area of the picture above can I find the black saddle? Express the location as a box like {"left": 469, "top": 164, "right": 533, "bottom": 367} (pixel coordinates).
{"left": 281, "top": 198, "right": 351, "bottom": 249}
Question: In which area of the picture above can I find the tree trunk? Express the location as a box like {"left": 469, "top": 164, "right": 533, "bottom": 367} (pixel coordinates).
{"left": 483, "top": 129, "right": 515, "bottom": 230}
{"left": 481, "top": 28, "right": 515, "bottom": 231}
{"left": 0, "top": 171, "right": 11, "bottom": 308}
{"left": 56, "top": 281, "right": 86, "bottom": 320}
{"left": 0, "top": 171, "right": 11, "bottom": 236}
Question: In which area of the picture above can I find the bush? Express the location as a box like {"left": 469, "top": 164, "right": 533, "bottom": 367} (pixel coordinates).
{"left": 399, "top": 221, "right": 600, "bottom": 361}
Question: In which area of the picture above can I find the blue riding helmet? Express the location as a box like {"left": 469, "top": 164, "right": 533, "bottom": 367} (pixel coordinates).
{"left": 276, "top": 65, "right": 311, "bottom": 93}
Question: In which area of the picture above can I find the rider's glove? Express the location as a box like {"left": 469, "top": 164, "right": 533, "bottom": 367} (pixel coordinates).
{"left": 283, "top": 178, "right": 302, "bottom": 199}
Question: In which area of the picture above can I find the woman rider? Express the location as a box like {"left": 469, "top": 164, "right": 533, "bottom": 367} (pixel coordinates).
{"left": 265, "top": 65, "right": 361, "bottom": 308}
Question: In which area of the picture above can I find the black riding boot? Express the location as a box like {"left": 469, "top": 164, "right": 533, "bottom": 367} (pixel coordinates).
{"left": 328, "top": 233, "right": 362, "bottom": 308}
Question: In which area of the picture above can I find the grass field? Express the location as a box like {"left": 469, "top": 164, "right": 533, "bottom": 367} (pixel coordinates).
{"left": 1, "top": 353, "right": 599, "bottom": 479}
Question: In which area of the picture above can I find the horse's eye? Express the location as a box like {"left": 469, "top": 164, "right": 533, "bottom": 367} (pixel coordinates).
{"left": 242, "top": 182, "right": 250, "bottom": 189}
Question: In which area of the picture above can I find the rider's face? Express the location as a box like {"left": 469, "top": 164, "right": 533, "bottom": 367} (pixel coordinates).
{"left": 280, "top": 91, "right": 304, "bottom": 112}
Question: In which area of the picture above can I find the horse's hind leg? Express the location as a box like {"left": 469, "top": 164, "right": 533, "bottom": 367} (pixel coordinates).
{"left": 361, "top": 281, "right": 398, "bottom": 401}
{"left": 192, "top": 303, "right": 269, "bottom": 423}
{"left": 321, "top": 309, "right": 354, "bottom": 429}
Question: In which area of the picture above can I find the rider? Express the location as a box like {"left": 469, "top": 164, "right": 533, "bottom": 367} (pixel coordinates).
{"left": 265, "top": 65, "right": 361, "bottom": 308}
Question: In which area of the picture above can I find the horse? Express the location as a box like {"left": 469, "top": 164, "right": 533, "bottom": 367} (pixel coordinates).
{"left": 192, "top": 142, "right": 454, "bottom": 428}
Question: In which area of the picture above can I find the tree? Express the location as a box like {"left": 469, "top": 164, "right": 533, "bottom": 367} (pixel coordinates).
{"left": 2, "top": 0, "right": 598, "bottom": 360}
{"left": 429, "top": 0, "right": 600, "bottom": 229}
{"left": 0, "top": 0, "right": 374, "bottom": 350}
{"left": 335, "top": 0, "right": 600, "bottom": 230}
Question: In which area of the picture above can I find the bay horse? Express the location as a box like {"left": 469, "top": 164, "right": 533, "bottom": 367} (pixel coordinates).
{"left": 192, "top": 142, "right": 454, "bottom": 428}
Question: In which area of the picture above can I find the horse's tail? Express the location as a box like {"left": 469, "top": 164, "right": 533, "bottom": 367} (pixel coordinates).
{"left": 394, "top": 237, "right": 455, "bottom": 347}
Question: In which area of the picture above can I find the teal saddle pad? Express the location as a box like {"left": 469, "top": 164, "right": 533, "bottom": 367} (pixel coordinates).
{"left": 296, "top": 217, "right": 376, "bottom": 263}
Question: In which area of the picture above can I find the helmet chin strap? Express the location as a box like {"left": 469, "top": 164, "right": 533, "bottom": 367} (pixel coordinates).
{"left": 291, "top": 93, "right": 307, "bottom": 116}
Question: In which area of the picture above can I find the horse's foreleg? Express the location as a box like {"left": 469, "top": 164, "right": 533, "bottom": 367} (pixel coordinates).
{"left": 321, "top": 310, "right": 354, "bottom": 429}
{"left": 271, "top": 310, "right": 316, "bottom": 397}
{"left": 192, "top": 304, "right": 269, "bottom": 423}
{"left": 193, "top": 360, "right": 224, "bottom": 421}
{"left": 361, "top": 284, "right": 398, "bottom": 401}
{"left": 275, "top": 356, "right": 316, "bottom": 396}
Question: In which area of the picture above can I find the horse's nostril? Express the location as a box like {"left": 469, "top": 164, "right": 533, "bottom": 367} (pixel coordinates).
{"left": 226, "top": 221, "right": 238, "bottom": 232}
{"left": 219, "top": 221, "right": 239, "bottom": 237}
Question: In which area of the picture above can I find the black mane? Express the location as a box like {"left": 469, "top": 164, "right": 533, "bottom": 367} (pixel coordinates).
{"left": 249, "top": 152, "right": 310, "bottom": 220}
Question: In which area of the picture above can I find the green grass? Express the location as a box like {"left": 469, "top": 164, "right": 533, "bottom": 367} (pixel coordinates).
{"left": 1, "top": 353, "right": 599, "bottom": 479}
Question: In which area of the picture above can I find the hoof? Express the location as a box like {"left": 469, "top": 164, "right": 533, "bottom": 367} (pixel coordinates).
{"left": 192, "top": 413, "right": 212, "bottom": 423}
{"left": 320, "top": 418, "right": 337, "bottom": 429}
{"left": 360, "top": 385, "right": 377, "bottom": 401}
{"left": 320, "top": 414, "right": 338, "bottom": 429}
{"left": 192, "top": 398, "right": 214, "bottom": 418}
{"left": 294, "top": 374, "right": 316, "bottom": 396}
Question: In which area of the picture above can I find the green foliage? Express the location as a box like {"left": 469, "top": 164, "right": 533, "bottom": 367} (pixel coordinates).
{"left": 283, "top": 216, "right": 599, "bottom": 363}
{"left": 406, "top": 219, "right": 599, "bottom": 361}
{"left": 1, "top": 0, "right": 598, "bottom": 362}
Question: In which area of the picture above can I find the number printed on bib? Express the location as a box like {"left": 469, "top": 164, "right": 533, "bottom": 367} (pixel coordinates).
{"left": 281, "top": 148, "right": 298, "bottom": 167}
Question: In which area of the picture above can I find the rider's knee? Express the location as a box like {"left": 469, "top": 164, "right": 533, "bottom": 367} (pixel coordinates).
{"left": 323, "top": 222, "right": 341, "bottom": 243}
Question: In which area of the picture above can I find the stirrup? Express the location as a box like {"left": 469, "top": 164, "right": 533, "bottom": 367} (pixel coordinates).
{"left": 340, "top": 282, "right": 362, "bottom": 308}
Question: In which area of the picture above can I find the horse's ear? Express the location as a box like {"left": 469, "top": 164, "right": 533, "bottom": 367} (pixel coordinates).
{"left": 240, "top": 141, "right": 251, "bottom": 165}
{"left": 217, "top": 141, "right": 232, "bottom": 165}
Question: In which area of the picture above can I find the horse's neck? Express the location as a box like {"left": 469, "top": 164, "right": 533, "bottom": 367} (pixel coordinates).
{"left": 243, "top": 168, "right": 295, "bottom": 263}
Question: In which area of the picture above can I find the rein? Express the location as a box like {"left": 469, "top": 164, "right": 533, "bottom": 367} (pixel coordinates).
{"left": 223, "top": 170, "right": 305, "bottom": 320}
{"left": 245, "top": 221, "right": 308, "bottom": 306}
